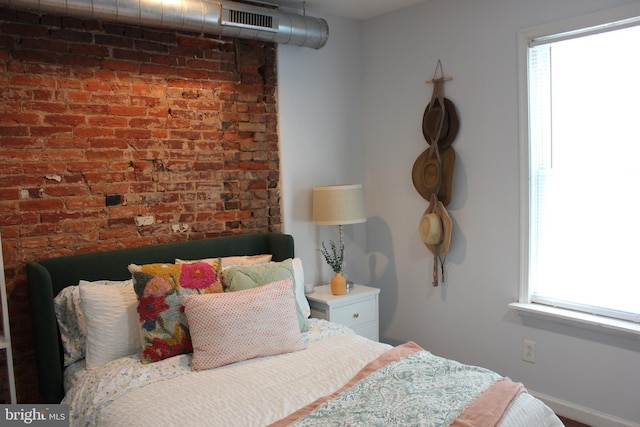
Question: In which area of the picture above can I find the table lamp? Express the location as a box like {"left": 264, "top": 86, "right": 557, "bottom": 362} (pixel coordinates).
{"left": 312, "top": 184, "right": 366, "bottom": 291}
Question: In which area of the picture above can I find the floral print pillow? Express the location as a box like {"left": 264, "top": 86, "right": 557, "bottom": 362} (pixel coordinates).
{"left": 128, "top": 261, "right": 222, "bottom": 364}
{"left": 54, "top": 286, "right": 87, "bottom": 366}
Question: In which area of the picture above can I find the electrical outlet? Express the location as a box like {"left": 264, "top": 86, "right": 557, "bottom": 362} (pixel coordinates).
{"left": 523, "top": 340, "right": 536, "bottom": 363}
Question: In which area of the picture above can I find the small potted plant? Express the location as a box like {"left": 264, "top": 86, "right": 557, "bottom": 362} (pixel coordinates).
{"left": 319, "top": 240, "right": 346, "bottom": 295}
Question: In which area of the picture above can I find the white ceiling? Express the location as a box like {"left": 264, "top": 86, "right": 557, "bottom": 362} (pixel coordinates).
{"left": 272, "top": 0, "right": 430, "bottom": 21}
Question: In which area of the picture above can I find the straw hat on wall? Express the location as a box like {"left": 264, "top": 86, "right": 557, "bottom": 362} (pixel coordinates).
{"left": 418, "top": 198, "right": 452, "bottom": 257}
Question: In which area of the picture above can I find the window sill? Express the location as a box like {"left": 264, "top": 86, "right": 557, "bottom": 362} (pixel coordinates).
{"left": 509, "top": 302, "right": 640, "bottom": 339}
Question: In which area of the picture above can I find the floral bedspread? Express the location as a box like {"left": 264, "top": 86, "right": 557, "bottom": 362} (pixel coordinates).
{"left": 272, "top": 341, "right": 506, "bottom": 427}
{"left": 62, "top": 319, "right": 353, "bottom": 427}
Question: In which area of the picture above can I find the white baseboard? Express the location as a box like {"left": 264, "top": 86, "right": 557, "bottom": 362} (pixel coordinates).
{"left": 530, "top": 391, "right": 639, "bottom": 427}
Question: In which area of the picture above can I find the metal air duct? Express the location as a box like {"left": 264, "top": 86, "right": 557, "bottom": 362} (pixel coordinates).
{"left": 0, "top": 0, "right": 329, "bottom": 49}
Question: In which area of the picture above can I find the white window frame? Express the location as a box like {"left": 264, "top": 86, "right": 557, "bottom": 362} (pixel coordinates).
{"left": 511, "top": 3, "right": 640, "bottom": 338}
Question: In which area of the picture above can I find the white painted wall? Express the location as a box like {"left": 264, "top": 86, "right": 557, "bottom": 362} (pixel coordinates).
{"left": 278, "top": 14, "right": 367, "bottom": 287}
{"left": 279, "top": 0, "right": 640, "bottom": 424}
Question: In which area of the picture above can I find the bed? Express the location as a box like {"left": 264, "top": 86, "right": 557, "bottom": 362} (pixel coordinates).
{"left": 27, "top": 232, "right": 563, "bottom": 426}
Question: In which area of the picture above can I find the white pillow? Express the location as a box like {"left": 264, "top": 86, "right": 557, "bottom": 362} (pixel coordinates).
{"left": 292, "top": 258, "right": 310, "bottom": 319}
{"left": 79, "top": 280, "right": 141, "bottom": 369}
{"left": 54, "top": 279, "right": 133, "bottom": 366}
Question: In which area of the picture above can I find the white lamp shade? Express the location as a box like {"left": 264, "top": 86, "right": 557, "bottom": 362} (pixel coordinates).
{"left": 312, "top": 184, "right": 366, "bottom": 225}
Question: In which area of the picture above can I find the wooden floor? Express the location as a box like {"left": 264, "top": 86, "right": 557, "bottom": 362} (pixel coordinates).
{"left": 558, "top": 416, "right": 591, "bottom": 427}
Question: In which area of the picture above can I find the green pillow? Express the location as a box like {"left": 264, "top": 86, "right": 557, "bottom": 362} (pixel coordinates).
{"left": 223, "top": 259, "right": 307, "bottom": 332}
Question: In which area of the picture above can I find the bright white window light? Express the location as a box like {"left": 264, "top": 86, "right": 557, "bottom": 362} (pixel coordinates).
{"left": 526, "top": 19, "right": 640, "bottom": 322}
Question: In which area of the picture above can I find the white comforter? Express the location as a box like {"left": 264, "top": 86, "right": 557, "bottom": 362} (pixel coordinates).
{"left": 63, "top": 320, "right": 562, "bottom": 427}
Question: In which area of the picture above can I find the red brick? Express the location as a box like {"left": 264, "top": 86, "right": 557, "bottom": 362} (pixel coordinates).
{"left": 140, "top": 63, "right": 176, "bottom": 75}
{"left": 88, "top": 138, "right": 128, "bottom": 149}
{"left": 9, "top": 74, "right": 57, "bottom": 88}
{"left": 39, "top": 211, "right": 81, "bottom": 223}
{"left": 87, "top": 116, "right": 128, "bottom": 127}
{"left": 0, "top": 173, "right": 44, "bottom": 187}
{"left": 81, "top": 172, "right": 128, "bottom": 183}
{"left": 150, "top": 53, "right": 186, "bottom": 66}
{"left": 0, "top": 11, "right": 281, "bottom": 403}
{"left": 22, "top": 101, "right": 66, "bottom": 113}
{"left": 93, "top": 70, "right": 117, "bottom": 80}
{"left": 1, "top": 113, "right": 40, "bottom": 125}
{"left": 69, "top": 44, "right": 109, "bottom": 57}
{"left": 49, "top": 29, "right": 92, "bottom": 43}
{"left": 0, "top": 126, "right": 28, "bottom": 136}
{"left": 130, "top": 96, "right": 162, "bottom": 108}
{"left": 21, "top": 236, "right": 50, "bottom": 249}
{"left": 167, "top": 78, "right": 202, "bottom": 89}
{"left": 114, "top": 237, "right": 154, "bottom": 249}
{"left": 114, "top": 128, "right": 152, "bottom": 139}
{"left": 0, "top": 160, "right": 30, "bottom": 174}
{"left": 64, "top": 196, "right": 105, "bottom": 209}
{"left": 20, "top": 37, "right": 68, "bottom": 53}
{"left": 30, "top": 126, "right": 73, "bottom": 136}
{"left": 105, "top": 217, "right": 134, "bottom": 229}
{"left": 113, "top": 48, "right": 151, "bottom": 62}
{"left": 101, "top": 59, "right": 140, "bottom": 72}
{"left": 0, "top": 189, "right": 20, "bottom": 200}
{"left": 67, "top": 161, "right": 107, "bottom": 172}
{"left": 44, "top": 114, "right": 86, "bottom": 126}
{"left": 177, "top": 68, "right": 210, "bottom": 80}
{"left": 67, "top": 55, "right": 102, "bottom": 68}
{"left": 68, "top": 103, "right": 110, "bottom": 115}
{"left": 19, "top": 199, "right": 64, "bottom": 211}
{"left": 20, "top": 223, "right": 64, "bottom": 237}
{"left": 94, "top": 33, "right": 133, "bottom": 48}
{"left": 12, "top": 50, "right": 61, "bottom": 64}
{"left": 110, "top": 205, "right": 151, "bottom": 220}
{"left": 109, "top": 106, "right": 147, "bottom": 116}
{"left": 64, "top": 219, "right": 107, "bottom": 233}
{"left": 22, "top": 162, "right": 66, "bottom": 174}
{"left": 44, "top": 185, "right": 87, "bottom": 197}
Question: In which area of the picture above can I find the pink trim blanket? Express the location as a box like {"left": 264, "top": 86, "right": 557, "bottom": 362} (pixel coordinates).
{"left": 271, "top": 341, "right": 525, "bottom": 427}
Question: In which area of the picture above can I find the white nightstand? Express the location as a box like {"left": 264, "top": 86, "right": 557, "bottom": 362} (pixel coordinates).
{"left": 306, "top": 284, "right": 380, "bottom": 342}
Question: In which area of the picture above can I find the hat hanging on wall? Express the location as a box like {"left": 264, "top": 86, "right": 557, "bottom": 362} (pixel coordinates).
{"left": 418, "top": 193, "right": 452, "bottom": 286}
{"left": 437, "top": 146, "right": 455, "bottom": 206}
{"left": 419, "top": 197, "right": 452, "bottom": 257}
{"left": 413, "top": 60, "right": 458, "bottom": 285}
{"left": 422, "top": 97, "right": 459, "bottom": 150}
{"left": 418, "top": 211, "right": 443, "bottom": 246}
{"left": 411, "top": 144, "right": 441, "bottom": 201}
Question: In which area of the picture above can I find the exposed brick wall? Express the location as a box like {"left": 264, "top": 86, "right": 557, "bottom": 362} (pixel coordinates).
{"left": 0, "top": 7, "right": 281, "bottom": 403}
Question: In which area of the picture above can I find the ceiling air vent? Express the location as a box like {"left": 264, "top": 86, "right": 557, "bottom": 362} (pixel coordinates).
{"left": 221, "top": 7, "right": 278, "bottom": 32}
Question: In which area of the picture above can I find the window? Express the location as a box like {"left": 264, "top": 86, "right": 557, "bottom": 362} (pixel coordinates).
{"left": 517, "top": 5, "right": 640, "bottom": 327}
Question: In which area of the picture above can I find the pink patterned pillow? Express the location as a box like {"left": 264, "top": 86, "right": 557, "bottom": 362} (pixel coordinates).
{"left": 182, "top": 279, "right": 306, "bottom": 370}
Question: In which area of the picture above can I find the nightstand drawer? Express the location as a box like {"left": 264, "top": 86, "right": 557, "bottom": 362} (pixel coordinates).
{"left": 351, "top": 322, "right": 378, "bottom": 341}
{"left": 306, "top": 284, "right": 380, "bottom": 342}
{"left": 330, "top": 299, "right": 376, "bottom": 328}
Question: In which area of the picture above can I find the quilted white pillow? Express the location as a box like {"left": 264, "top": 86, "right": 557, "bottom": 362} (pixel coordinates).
{"left": 54, "top": 279, "right": 133, "bottom": 366}
{"left": 79, "top": 281, "right": 141, "bottom": 369}
{"left": 183, "top": 279, "right": 306, "bottom": 371}
{"left": 291, "top": 258, "right": 310, "bottom": 319}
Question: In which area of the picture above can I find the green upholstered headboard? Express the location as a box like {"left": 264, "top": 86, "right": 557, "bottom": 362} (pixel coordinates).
{"left": 26, "top": 232, "right": 294, "bottom": 403}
